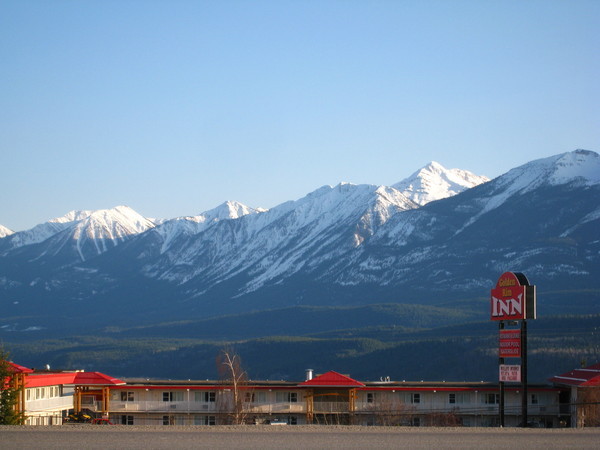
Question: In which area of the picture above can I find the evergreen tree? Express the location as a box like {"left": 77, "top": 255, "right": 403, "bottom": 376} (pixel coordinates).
{"left": 0, "top": 347, "right": 24, "bottom": 425}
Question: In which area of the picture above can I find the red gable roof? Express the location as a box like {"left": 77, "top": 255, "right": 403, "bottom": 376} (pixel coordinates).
{"left": 74, "top": 371, "right": 125, "bottom": 386}
{"left": 25, "top": 371, "right": 124, "bottom": 388}
{"left": 299, "top": 370, "right": 364, "bottom": 387}
{"left": 549, "top": 363, "right": 600, "bottom": 387}
{"left": 7, "top": 362, "right": 34, "bottom": 374}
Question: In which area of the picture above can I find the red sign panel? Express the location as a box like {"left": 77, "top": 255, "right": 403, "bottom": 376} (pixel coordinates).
{"left": 499, "top": 330, "right": 521, "bottom": 357}
{"left": 490, "top": 272, "right": 526, "bottom": 321}
{"left": 499, "top": 364, "right": 521, "bottom": 382}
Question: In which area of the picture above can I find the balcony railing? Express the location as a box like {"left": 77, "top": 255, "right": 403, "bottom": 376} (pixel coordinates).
{"left": 312, "top": 402, "right": 349, "bottom": 413}
{"left": 26, "top": 396, "right": 74, "bottom": 412}
{"left": 109, "top": 401, "right": 305, "bottom": 414}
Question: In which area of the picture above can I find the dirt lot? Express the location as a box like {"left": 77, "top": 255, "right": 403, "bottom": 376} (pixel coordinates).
{"left": 2, "top": 425, "right": 599, "bottom": 449}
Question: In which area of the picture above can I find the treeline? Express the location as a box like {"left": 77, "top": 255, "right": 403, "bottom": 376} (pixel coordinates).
{"left": 4, "top": 313, "right": 599, "bottom": 383}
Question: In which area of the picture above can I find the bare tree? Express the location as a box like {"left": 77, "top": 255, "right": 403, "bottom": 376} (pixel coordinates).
{"left": 216, "top": 348, "right": 250, "bottom": 425}
{"left": 365, "top": 394, "right": 414, "bottom": 426}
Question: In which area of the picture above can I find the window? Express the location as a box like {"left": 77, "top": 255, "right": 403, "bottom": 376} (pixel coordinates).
{"left": 175, "top": 416, "right": 186, "bottom": 425}
{"left": 412, "top": 417, "right": 421, "bottom": 427}
{"left": 163, "top": 391, "right": 184, "bottom": 402}
{"left": 195, "top": 391, "right": 216, "bottom": 402}
{"left": 484, "top": 393, "right": 500, "bottom": 405}
{"left": 411, "top": 393, "right": 421, "bottom": 404}
{"left": 121, "top": 391, "right": 134, "bottom": 402}
{"left": 121, "top": 415, "right": 134, "bottom": 425}
{"left": 531, "top": 394, "right": 539, "bottom": 405}
{"left": 255, "top": 391, "right": 267, "bottom": 403}
{"left": 276, "top": 392, "right": 297, "bottom": 403}
{"left": 244, "top": 392, "right": 255, "bottom": 403}
{"left": 163, "top": 415, "right": 173, "bottom": 426}
{"left": 194, "top": 415, "right": 215, "bottom": 425}
{"left": 26, "top": 389, "right": 32, "bottom": 401}
{"left": 449, "top": 393, "right": 469, "bottom": 404}
{"left": 288, "top": 416, "right": 297, "bottom": 425}
{"left": 367, "top": 393, "right": 374, "bottom": 403}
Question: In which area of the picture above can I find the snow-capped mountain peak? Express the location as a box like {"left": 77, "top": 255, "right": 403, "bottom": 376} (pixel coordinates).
{"left": 550, "top": 149, "right": 600, "bottom": 186}
{"left": 0, "top": 224, "right": 14, "bottom": 238}
{"left": 393, "top": 161, "right": 490, "bottom": 206}
{"left": 491, "top": 149, "right": 600, "bottom": 196}
{"left": 0, "top": 205, "right": 155, "bottom": 261}
{"left": 152, "top": 201, "right": 261, "bottom": 254}
{"left": 0, "top": 210, "right": 94, "bottom": 251}
{"left": 72, "top": 206, "right": 155, "bottom": 241}
{"left": 201, "top": 201, "right": 261, "bottom": 221}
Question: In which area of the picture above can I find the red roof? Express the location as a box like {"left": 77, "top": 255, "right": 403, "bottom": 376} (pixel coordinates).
{"left": 7, "top": 362, "right": 34, "bottom": 374}
{"left": 549, "top": 363, "right": 600, "bottom": 387}
{"left": 299, "top": 371, "right": 365, "bottom": 387}
{"left": 26, "top": 373, "right": 79, "bottom": 387}
{"left": 74, "top": 371, "right": 124, "bottom": 386}
{"left": 24, "top": 371, "right": 124, "bottom": 387}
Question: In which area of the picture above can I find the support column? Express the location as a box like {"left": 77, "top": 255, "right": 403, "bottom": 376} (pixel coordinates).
{"left": 521, "top": 319, "right": 528, "bottom": 427}
{"left": 305, "top": 389, "right": 313, "bottom": 424}
{"left": 74, "top": 387, "right": 82, "bottom": 413}
{"left": 499, "top": 321, "right": 505, "bottom": 427}
{"left": 103, "top": 387, "right": 110, "bottom": 417}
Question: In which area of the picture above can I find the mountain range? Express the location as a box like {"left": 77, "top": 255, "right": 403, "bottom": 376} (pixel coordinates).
{"left": 1, "top": 150, "right": 599, "bottom": 336}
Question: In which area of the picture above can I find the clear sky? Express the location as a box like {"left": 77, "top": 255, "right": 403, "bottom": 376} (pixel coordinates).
{"left": 1, "top": 0, "right": 598, "bottom": 231}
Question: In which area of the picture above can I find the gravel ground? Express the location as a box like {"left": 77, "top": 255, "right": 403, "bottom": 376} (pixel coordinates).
{"left": 2, "top": 425, "right": 599, "bottom": 449}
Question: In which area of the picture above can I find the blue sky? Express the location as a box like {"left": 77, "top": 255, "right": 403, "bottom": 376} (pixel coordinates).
{"left": 1, "top": 0, "right": 598, "bottom": 231}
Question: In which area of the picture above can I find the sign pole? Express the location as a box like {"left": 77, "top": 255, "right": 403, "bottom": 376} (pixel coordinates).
{"left": 499, "top": 321, "right": 505, "bottom": 427}
{"left": 491, "top": 272, "right": 536, "bottom": 429}
{"left": 521, "top": 319, "right": 528, "bottom": 427}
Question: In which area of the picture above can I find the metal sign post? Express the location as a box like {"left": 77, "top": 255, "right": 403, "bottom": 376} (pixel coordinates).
{"left": 499, "top": 321, "right": 505, "bottom": 427}
{"left": 491, "top": 272, "right": 536, "bottom": 428}
{"left": 521, "top": 319, "right": 528, "bottom": 427}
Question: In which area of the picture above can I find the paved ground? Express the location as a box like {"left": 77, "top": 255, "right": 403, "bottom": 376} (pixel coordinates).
{"left": 2, "top": 425, "right": 600, "bottom": 449}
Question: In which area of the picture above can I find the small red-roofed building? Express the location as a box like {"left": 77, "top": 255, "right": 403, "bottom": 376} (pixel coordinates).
{"left": 550, "top": 363, "right": 600, "bottom": 427}
{"left": 299, "top": 370, "right": 365, "bottom": 424}
{"left": 3, "top": 361, "right": 124, "bottom": 425}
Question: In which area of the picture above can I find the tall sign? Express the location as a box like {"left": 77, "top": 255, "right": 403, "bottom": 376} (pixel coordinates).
{"left": 490, "top": 272, "right": 536, "bottom": 321}
{"left": 490, "top": 272, "right": 536, "bottom": 428}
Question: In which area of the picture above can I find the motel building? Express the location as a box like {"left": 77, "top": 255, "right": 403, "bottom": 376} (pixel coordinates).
{"left": 8, "top": 362, "right": 597, "bottom": 427}
{"left": 106, "top": 371, "right": 562, "bottom": 427}
{"left": 7, "top": 362, "right": 125, "bottom": 426}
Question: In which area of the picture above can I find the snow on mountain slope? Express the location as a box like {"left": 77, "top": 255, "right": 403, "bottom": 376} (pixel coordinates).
{"left": 0, "top": 206, "right": 155, "bottom": 263}
{"left": 154, "top": 201, "right": 262, "bottom": 254}
{"left": 0, "top": 224, "right": 13, "bottom": 238}
{"left": 393, "top": 161, "right": 489, "bottom": 206}
{"left": 454, "top": 149, "right": 600, "bottom": 232}
{"left": 2, "top": 149, "right": 599, "bottom": 326}
{"left": 351, "top": 150, "right": 595, "bottom": 251}
{"left": 329, "top": 150, "right": 600, "bottom": 292}
{"left": 497, "top": 149, "right": 600, "bottom": 192}
{"left": 140, "top": 182, "right": 419, "bottom": 295}
{"left": 69, "top": 206, "right": 155, "bottom": 261}
{"left": 0, "top": 210, "right": 93, "bottom": 253}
